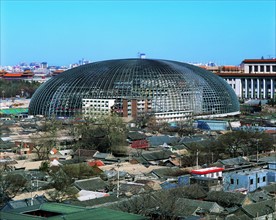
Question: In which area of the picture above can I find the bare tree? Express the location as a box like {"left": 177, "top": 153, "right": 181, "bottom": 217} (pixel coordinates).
{"left": 30, "top": 117, "right": 62, "bottom": 160}
{"left": 0, "top": 172, "right": 28, "bottom": 205}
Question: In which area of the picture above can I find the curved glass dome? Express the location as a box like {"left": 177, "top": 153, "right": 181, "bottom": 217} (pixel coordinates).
{"left": 29, "top": 59, "right": 240, "bottom": 119}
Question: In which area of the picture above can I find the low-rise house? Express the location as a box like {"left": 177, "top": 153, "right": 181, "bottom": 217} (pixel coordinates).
{"left": 150, "top": 167, "right": 190, "bottom": 189}
{"left": 14, "top": 141, "right": 35, "bottom": 155}
{"left": 0, "top": 156, "right": 17, "bottom": 171}
{"left": 259, "top": 182, "right": 276, "bottom": 196}
{"left": 93, "top": 152, "right": 117, "bottom": 164}
{"left": 0, "top": 201, "right": 148, "bottom": 220}
{"left": 213, "top": 157, "right": 250, "bottom": 169}
{"left": 179, "top": 134, "right": 211, "bottom": 144}
{"left": 1, "top": 196, "right": 47, "bottom": 212}
{"left": 87, "top": 160, "right": 105, "bottom": 167}
{"left": 73, "top": 149, "right": 98, "bottom": 161}
{"left": 190, "top": 176, "right": 222, "bottom": 192}
{"left": 247, "top": 190, "right": 273, "bottom": 203}
{"left": 147, "top": 135, "right": 179, "bottom": 148}
{"left": 191, "top": 167, "right": 224, "bottom": 179}
{"left": 150, "top": 166, "right": 185, "bottom": 180}
{"left": 223, "top": 168, "right": 268, "bottom": 192}
{"left": 174, "top": 198, "right": 225, "bottom": 217}
{"left": 127, "top": 131, "right": 147, "bottom": 142}
{"left": 205, "top": 191, "right": 252, "bottom": 208}
{"left": 238, "top": 198, "right": 276, "bottom": 219}
{"left": 169, "top": 145, "right": 188, "bottom": 155}
{"left": 77, "top": 190, "right": 109, "bottom": 201}
{"left": 0, "top": 138, "right": 16, "bottom": 153}
{"left": 103, "top": 169, "right": 133, "bottom": 182}
{"left": 119, "top": 182, "right": 152, "bottom": 197}
{"left": 133, "top": 150, "right": 176, "bottom": 166}
{"left": 49, "top": 148, "right": 73, "bottom": 161}
{"left": 266, "top": 161, "right": 276, "bottom": 183}
{"left": 74, "top": 177, "right": 108, "bottom": 192}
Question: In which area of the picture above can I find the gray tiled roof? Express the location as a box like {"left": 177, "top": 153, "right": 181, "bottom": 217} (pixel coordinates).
{"left": 147, "top": 135, "right": 179, "bottom": 146}
{"left": 205, "top": 191, "right": 247, "bottom": 207}
{"left": 217, "top": 157, "right": 249, "bottom": 166}
{"left": 151, "top": 167, "right": 182, "bottom": 178}
{"left": 1, "top": 196, "right": 46, "bottom": 211}
{"left": 141, "top": 150, "right": 173, "bottom": 161}
{"left": 247, "top": 190, "right": 272, "bottom": 202}
{"left": 260, "top": 183, "right": 276, "bottom": 194}
{"left": 74, "top": 177, "right": 107, "bottom": 191}
{"left": 175, "top": 198, "right": 224, "bottom": 213}
{"left": 242, "top": 198, "right": 275, "bottom": 218}
{"left": 259, "top": 156, "right": 276, "bottom": 163}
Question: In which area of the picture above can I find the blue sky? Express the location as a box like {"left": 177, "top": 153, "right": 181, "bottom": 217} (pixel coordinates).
{"left": 1, "top": 0, "right": 275, "bottom": 66}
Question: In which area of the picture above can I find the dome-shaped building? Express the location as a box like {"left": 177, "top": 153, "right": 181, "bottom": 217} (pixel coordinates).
{"left": 29, "top": 59, "right": 240, "bottom": 121}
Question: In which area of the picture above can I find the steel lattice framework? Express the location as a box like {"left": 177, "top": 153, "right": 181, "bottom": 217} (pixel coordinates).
{"left": 29, "top": 59, "right": 240, "bottom": 118}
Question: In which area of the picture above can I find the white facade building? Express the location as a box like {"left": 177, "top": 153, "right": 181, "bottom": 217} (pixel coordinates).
{"left": 217, "top": 59, "right": 276, "bottom": 100}
{"left": 82, "top": 98, "right": 115, "bottom": 116}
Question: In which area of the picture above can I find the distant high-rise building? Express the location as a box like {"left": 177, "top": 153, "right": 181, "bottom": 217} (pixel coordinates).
{"left": 41, "top": 62, "right": 48, "bottom": 68}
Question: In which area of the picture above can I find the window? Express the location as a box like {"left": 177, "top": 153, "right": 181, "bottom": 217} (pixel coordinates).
{"left": 250, "top": 179, "right": 253, "bottom": 185}
{"left": 260, "top": 66, "right": 264, "bottom": 72}
{"left": 266, "top": 66, "right": 271, "bottom": 72}
{"left": 236, "top": 179, "right": 239, "bottom": 185}
{"left": 263, "top": 176, "right": 266, "bottom": 182}
{"left": 257, "top": 177, "right": 260, "bottom": 183}
{"left": 254, "top": 65, "right": 258, "bottom": 72}
{"left": 249, "top": 65, "right": 252, "bottom": 73}
{"left": 230, "top": 178, "right": 234, "bottom": 184}
{"left": 272, "top": 65, "right": 276, "bottom": 72}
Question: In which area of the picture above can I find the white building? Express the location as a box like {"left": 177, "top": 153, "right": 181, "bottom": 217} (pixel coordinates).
{"left": 217, "top": 59, "right": 276, "bottom": 100}
{"left": 82, "top": 98, "right": 115, "bottom": 116}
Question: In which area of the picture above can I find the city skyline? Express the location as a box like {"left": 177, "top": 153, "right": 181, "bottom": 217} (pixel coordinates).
{"left": 1, "top": 0, "right": 275, "bottom": 66}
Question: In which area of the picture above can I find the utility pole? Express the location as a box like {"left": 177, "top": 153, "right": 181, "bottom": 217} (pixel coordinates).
{"left": 116, "top": 159, "right": 121, "bottom": 198}
{"left": 256, "top": 139, "right": 259, "bottom": 163}
{"left": 196, "top": 149, "right": 199, "bottom": 169}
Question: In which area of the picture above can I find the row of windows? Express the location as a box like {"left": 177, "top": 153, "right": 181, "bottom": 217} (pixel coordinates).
{"left": 83, "top": 108, "right": 110, "bottom": 112}
{"left": 248, "top": 65, "right": 276, "bottom": 73}
{"left": 83, "top": 104, "right": 110, "bottom": 108}
{"left": 83, "top": 100, "right": 112, "bottom": 104}
{"left": 230, "top": 176, "right": 266, "bottom": 185}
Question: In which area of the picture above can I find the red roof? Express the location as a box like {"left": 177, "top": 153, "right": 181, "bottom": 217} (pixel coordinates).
{"left": 191, "top": 167, "right": 224, "bottom": 175}
{"left": 3, "top": 73, "right": 23, "bottom": 77}
{"left": 242, "top": 59, "right": 276, "bottom": 64}
{"left": 87, "top": 160, "right": 105, "bottom": 167}
{"left": 131, "top": 140, "right": 149, "bottom": 149}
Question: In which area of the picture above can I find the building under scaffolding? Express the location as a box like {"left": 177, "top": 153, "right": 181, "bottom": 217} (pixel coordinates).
{"left": 29, "top": 59, "right": 240, "bottom": 122}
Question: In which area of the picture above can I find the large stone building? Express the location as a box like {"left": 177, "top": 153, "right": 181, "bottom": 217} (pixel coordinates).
{"left": 215, "top": 59, "right": 276, "bottom": 100}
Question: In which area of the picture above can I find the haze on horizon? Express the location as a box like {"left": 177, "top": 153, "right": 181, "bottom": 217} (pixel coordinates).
{"left": 0, "top": 0, "right": 275, "bottom": 67}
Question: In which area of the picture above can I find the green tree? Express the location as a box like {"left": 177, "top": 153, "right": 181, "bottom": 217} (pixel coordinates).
{"left": 0, "top": 79, "right": 40, "bottom": 98}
